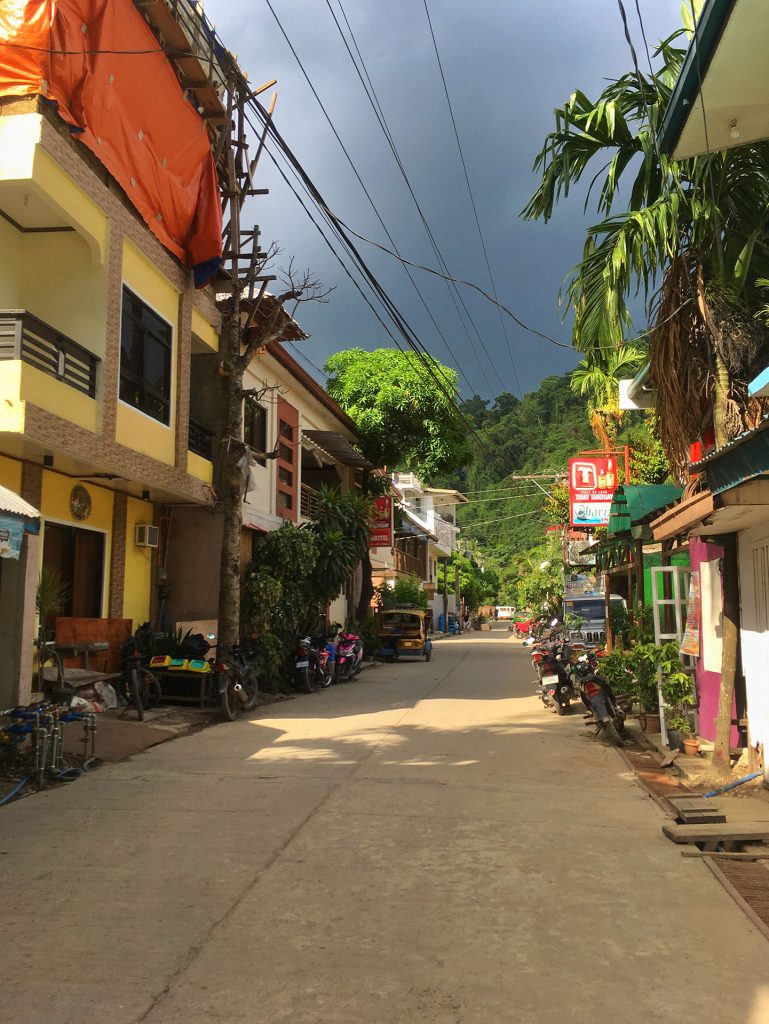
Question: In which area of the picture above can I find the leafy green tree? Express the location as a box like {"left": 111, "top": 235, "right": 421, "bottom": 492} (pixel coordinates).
{"left": 375, "top": 575, "right": 428, "bottom": 610}
{"left": 523, "top": 6, "right": 769, "bottom": 477}
{"left": 325, "top": 348, "right": 473, "bottom": 618}
{"left": 325, "top": 348, "right": 473, "bottom": 478}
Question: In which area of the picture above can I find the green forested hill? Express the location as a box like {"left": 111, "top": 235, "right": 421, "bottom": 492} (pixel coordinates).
{"left": 437, "top": 374, "right": 594, "bottom": 581}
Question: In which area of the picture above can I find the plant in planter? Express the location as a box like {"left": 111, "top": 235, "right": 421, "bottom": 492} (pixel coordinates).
{"left": 658, "top": 640, "right": 697, "bottom": 745}
{"left": 625, "top": 642, "right": 662, "bottom": 730}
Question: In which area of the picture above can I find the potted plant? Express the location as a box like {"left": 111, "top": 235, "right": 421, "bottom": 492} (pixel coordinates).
{"left": 658, "top": 641, "right": 697, "bottom": 751}
{"left": 625, "top": 642, "right": 662, "bottom": 733}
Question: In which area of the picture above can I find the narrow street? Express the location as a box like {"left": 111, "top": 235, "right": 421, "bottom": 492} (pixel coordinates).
{"left": 3, "top": 628, "right": 768, "bottom": 1024}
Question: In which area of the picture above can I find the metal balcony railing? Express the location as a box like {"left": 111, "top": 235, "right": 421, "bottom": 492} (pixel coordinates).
{"left": 0, "top": 310, "right": 99, "bottom": 398}
{"left": 188, "top": 418, "right": 214, "bottom": 459}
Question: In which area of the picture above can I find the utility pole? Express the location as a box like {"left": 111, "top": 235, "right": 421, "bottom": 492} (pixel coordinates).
{"left": 442, "top": 556, "right": 449, "bottom": 633}
{"left": 454, "top": 552, "right": 461, "bottom": 632}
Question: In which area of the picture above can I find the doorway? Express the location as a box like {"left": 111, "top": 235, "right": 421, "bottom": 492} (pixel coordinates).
{"left": 42, "top": 522, "right": 105, "bottom": 629}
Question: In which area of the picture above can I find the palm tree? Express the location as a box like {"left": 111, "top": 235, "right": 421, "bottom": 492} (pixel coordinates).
{"left": 523, "top": 17, "right": 769, "bottom": 478}
{"left": 571, "top": 345, "right": 645, "bottom": 448}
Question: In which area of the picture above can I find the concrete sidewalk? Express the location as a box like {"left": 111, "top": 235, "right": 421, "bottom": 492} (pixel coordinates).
{"left": 2, "top": 627, "right": 768, "bottom": 1023}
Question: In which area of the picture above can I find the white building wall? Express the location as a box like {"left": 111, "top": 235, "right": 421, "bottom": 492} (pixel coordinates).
{"left": 738, "top": 520, "right": 769, "bottom": 781}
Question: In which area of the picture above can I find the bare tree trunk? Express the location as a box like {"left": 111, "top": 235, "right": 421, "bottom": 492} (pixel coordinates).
{"left": 356, "top": 547, "right": 374, "bottom": 625}
{"left": 454, "top": 554, "right": 461, "bottom": 631}
{"left": 696, "top": 264, "right": 729, "bottom": 448}
{"left": 442, "top": 557, "right": 449, "bottom": 632}
{"left": 712, "top": 347, "right": 731, "bottom": 449}
{"left": 713, "top": 534, "right": 739, "bottom": 777}
{"left": 217, "top": 308, "right": 245, "bottom": 647}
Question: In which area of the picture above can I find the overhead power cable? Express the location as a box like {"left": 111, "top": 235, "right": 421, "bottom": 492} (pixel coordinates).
{"left": 264, "top": 0, "right": 495, "bottom": 397}
{"left": 459, "top": 510, "right": 549, "bottom": 529}
{"left": 320, "top": 0, "right": 509, "bottom": 395}
{"left": 421, "top": 0, "right": 523, "bottom": 398}
{"left": 244, "top": 106, "right": 507, "bottom": 471}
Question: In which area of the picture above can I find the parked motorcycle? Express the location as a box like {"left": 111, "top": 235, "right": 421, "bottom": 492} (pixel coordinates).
{"left": 536, "top": 640, "right": 575, "bottom": 715}
{"left": 335, "top": 629, "right": 363, "bottom": 681}
{"left": 574, "top": 654, "right": 626, "bottom": 746}
{"left": 309, "top": 636, "right": 335, "bottom": 688}
{"left": 293, "top": 637, "right": 316, "bottom": 694}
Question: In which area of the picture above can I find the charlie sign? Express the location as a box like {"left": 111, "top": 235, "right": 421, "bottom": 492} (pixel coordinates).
{"left": 569, "top": 457, "right": 617, "bottom": 527}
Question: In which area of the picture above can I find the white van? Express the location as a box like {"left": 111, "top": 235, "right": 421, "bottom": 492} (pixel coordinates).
{"left": 495, "top": 606, "right": 515, "bottom": 621}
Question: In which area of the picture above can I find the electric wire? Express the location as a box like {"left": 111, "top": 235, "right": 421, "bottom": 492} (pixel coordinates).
{"left": 245, "top": 106, "right": 505, "bottom": 470}
{"left": 421, "top": 0, "right": 523, "bottom": 398}
{"left": 318, "top": 0, "right": 507, "bottom": 395}
{"left": 264, "top": 0, "right": 494, "bottom": 397}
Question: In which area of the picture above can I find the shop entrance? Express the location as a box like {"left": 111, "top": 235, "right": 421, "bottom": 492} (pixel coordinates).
{"left": 42, "top": 522, "right": 105, "bottom": 628}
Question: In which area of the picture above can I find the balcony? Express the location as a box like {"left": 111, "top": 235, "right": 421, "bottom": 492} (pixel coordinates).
{"left": 0, "top": 310, "right": 99, "bottom": 398}
{"left": 300, "top": 483, "right": 322, "bottom": 520}
{"left": 394, "top": 548, "right": 425, "bottom": 578}
{"left": 188, "top": 418, "right": 214, "bottom": 460}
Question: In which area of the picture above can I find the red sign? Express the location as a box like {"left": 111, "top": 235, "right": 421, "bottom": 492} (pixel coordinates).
{"left": 569, "top": 457, "right": 617, "bottom": 527}
{"left": 368, "top": 495, "right": 393, "bottom": 547}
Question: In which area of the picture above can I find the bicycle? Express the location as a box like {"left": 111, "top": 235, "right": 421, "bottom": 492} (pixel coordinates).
{"left": 118, "top": 636, "right": 161, "bottom": 722}
{"left": 214, "top": 644, "right": 259, "bottom": 721}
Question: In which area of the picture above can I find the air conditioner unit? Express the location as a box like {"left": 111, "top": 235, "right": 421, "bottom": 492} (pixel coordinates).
{"left": 135, "top": 524, "right": 159, "bottom": 548}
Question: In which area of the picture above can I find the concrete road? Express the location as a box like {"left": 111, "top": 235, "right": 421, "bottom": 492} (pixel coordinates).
{"left": 2, "top": 627, "right": 768, "bottom": 1023}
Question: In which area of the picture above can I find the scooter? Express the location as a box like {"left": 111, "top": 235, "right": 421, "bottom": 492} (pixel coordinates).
{"left": 574, "top": 655, "right": 626, "bottom": 746}
{"left": 335, "top": 629, "right": 363, "bottom": 681}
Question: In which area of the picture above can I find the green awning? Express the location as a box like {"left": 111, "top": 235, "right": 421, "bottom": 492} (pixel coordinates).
{"left": 607, "top": 485, "right": 682, "bottom": 538}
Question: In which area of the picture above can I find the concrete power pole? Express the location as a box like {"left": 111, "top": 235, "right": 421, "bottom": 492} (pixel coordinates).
{"left": 442, "top": 557, "right": 449, "bottom": 633}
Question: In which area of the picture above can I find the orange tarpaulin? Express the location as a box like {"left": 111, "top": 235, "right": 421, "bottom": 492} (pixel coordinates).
{"left": 0, "top": 0, "right": 222, "bottom": 284}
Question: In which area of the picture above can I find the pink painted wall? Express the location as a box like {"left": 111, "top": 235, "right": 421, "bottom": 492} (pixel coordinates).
{"left": 689, "top": 537, "right": 738, "bottom": 744}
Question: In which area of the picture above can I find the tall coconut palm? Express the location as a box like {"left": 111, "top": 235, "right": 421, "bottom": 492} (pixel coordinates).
{"left": 523, "top": 17, "right": 769, "bottom": 478}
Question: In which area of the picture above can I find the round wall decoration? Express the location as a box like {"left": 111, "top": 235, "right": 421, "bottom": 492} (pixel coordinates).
{"left": 70, "top": 485, "right": 92, "bottom": 521}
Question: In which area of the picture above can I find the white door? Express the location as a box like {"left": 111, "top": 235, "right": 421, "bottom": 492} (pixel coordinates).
{"left": 738, "top": 524, "right": 769, "bottom": 784}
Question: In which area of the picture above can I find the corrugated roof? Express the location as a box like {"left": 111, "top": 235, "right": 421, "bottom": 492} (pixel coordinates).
{"left": 607, "top": 485, "right": 682, "bottom": 537}
{"left": 302, "top": 430, "right": 370, "bottom": 469}
{"left": 0, "top": 484, "right": 39, "bottom": 519}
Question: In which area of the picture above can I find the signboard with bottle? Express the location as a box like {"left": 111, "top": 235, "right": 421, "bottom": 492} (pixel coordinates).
{"left": 569, "top": 456, "right": 617, "bottom": 527}
{"left": 368, "top": 495, "right": 393, "bottom": 547}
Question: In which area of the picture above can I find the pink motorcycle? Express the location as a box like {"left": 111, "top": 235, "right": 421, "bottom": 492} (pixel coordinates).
{"left": 335, "top": 629, "right": 363, "bottom": 681}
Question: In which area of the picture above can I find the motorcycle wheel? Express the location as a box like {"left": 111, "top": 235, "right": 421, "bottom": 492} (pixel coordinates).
{"left": 241, "top": 674, "right": 259, "bottom": 711}
{"left": 220, "top": 676, "right": 240, "bottom": 721}
{"left": 604, "top": 721, "right": 625, "bottom": 747}
{"left": 142, "top": 671, "right": 162, "bottom": 710}
{"left": 320, "top": 671, "right": 333, "bottom": 688}
{"left": 556, "top": 700, "right": 567, "bottom": 716}
{"left": 298, "top": 667, "right": 313, "bottom": 694}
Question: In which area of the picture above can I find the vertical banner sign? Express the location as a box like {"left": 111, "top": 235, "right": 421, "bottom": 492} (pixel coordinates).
{"left": 680, "top": 571, "right": 701, "bottom": 657}
{"left": 368, "top": 495, "right": 393, "bottom": 547}
{"left": 0, "top": 515, "right": 25, "bottom": 559}
{"left": 569, "top": 457, "right": 617, "bottom": 527}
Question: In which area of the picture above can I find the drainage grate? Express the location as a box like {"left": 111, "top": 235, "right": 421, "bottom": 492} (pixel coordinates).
{"left": 705, "top": 859, "right": 769, "bottom": 942}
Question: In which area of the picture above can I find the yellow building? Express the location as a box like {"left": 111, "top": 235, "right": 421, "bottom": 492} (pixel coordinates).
{"left": 0, "top": 99, "right": 220, "bottom": 705}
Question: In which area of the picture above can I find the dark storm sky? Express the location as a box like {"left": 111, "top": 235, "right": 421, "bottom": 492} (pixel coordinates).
{"left": 204, "top": 0, "right": 682, "bottom": 399}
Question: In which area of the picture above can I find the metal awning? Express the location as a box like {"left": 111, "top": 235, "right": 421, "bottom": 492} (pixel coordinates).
{"left": 607, "top": 485, "right": 682, "bottom": 537}
{"left": 692, "top": 417, "right": 769, "bottom": 493}
{"left": 301, "top": 431, "right": 370, "bottom": 469}
{"left": 0, "top": 484, "right": 39, "bottom": 520}
{"left": 398, "top": 506, "right": 437, "bottom": 541}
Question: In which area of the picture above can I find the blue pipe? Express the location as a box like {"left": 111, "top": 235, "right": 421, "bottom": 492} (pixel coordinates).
{"left": 703, "top": 771, "right": 762, "bottom": 798}
{"left": 0, "top": 775, "right": 30, "bottom": 806}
